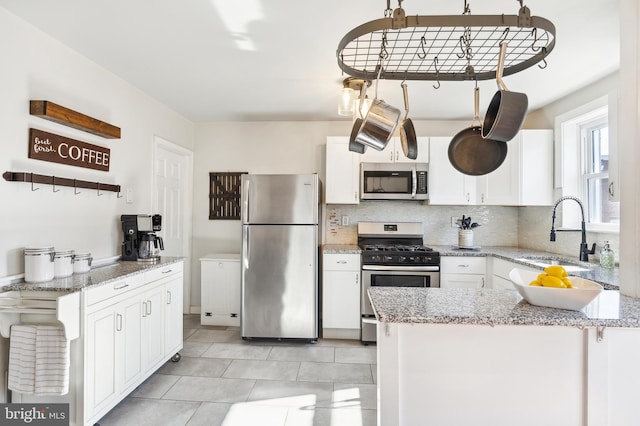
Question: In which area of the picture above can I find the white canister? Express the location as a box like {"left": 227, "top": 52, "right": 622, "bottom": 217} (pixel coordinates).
{"left": 73, "top": 252, "right": 93, "bottom": 274}
{"left": 458, "top": 230, "right": 474, "bottom": 248}
{"left": 54, "top": 249, "right": 75, "bottom": 278}
{"left": 24, "top": 246, "right": 55, "bottom": 283}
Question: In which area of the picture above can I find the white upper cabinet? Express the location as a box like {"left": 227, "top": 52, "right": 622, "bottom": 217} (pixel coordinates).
{"left": 361, "top": 137, "right": 429, "bottom": 163}
{"left": 326, "top": 137, "right": 360, "bottom": 204}
{"left": 428, "top": 136, "right": 476, "bottom": 205}
{"left": 429, "top": 130, "right": 553, "bottom": 206}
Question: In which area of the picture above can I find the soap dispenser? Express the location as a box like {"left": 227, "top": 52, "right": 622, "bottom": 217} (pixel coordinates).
{"left": 599, "top": 241, "right": 615, "bottom": 269}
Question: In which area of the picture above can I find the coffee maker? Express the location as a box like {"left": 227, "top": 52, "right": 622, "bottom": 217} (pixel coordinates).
{"left": 121, "top": 214, "right": 164, "bottom": 262}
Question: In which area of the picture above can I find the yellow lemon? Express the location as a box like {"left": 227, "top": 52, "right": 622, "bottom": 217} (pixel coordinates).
{"left": 529, "top": 279, "right": 542, "bottom": 286}
{"left": 540, "top": 275, "right": 567, "bottom": 288}
{"left": 561, "top": 277, "right": 573, "bottom": 288}
{"left": 544, "top": 265, "right": 569, "bottom": 278}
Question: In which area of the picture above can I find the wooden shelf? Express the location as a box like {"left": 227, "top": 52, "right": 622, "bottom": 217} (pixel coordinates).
{"left": 30, "top": 100, "right": 121, "bottom": 139}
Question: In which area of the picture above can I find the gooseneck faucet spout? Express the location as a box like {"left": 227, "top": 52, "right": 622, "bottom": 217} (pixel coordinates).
{"left": 550, "top": 196, "right": 596, "bottom": 262}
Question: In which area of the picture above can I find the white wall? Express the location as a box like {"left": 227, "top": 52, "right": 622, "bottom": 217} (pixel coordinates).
{"left": 0, "top": 7, "right": 194, "bottom": 278}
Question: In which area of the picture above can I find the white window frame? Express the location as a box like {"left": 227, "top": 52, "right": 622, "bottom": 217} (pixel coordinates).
{"left": 555, "top": 96, "right": 619, "bottom": 234}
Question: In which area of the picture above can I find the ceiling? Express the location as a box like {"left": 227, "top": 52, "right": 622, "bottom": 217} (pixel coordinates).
{"left": 0, "top": 0, "right": 620, "bottom": 122}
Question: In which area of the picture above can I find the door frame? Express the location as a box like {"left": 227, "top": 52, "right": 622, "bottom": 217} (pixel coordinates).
{"left": 152, "top": 135, "right": 194, "bottom": 313}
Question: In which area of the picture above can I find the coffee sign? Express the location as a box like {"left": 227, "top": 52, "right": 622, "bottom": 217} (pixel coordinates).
{"left": 28, "top": 128, "right": 110, "bottom": 171}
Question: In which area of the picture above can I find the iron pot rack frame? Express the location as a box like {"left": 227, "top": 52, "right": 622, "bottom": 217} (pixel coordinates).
{"left": 336, "top": 3, "right": 556, "bottom": 82}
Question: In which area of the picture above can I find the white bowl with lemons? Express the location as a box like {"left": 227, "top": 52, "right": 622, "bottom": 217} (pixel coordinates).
{"left": 509, "top": 267, "right": 603, "bottom": 311}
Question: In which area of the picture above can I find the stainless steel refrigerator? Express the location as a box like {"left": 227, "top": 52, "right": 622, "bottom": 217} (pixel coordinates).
{"left": 241, "top": 173, "right": 320, "bottom": 340}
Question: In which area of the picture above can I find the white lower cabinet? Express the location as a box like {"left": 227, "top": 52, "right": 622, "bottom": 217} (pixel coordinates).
{"left": 322, "top": 253, "right": 361, "bottom": 339}
{"left": 83, "top": 261, "right": 184, "bottom": 425}
{"left": 491, "top": 257, "right": 538, "bottom": 289}
{"left": 440, "top": 256, "right": 486, "bottom": 289}
{"left": 200, "top": 254, "right": 241, "bottom": 326}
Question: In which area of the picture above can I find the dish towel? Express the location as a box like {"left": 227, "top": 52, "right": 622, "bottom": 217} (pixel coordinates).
{"left": 8, "top": 324, "right": 70, "bottom": 395}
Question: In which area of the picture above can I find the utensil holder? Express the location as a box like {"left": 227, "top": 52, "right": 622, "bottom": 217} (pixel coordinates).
{"left": 458, "top": 230, "right": 474, "bottom": 248}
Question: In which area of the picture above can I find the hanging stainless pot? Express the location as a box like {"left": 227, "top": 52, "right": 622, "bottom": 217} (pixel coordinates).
{"left": 354, "top": 67, "right": 401, "bottom": 151}
{"left": 481, "top": 41, "right": 528, "bottom": 142}
{"left": 399, "top": 81, "right": 418, "bottom": 160}
{"left": 448, "top": 86, "right": 508, "bottom": 176}
{"left": 349, "top": 82, "right": 368, "bottom": 154}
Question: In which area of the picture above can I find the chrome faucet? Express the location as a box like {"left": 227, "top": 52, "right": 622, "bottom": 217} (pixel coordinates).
{"left": 550, "top": 196, "right": 596, "bottom": 262}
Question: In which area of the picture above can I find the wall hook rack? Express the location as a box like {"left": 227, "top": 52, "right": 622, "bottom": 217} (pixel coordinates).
{"left": 3, "top": 171, "right": 121, "bottom": 195}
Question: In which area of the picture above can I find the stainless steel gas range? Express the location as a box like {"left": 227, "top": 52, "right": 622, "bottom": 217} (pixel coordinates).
{"left": 358, "top": 222, "right": 440, "bottom": 344}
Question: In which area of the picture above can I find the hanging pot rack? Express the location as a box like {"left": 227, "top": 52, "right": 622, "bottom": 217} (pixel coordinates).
{"left": 336, "top": 0, "right": 555, "bottom": 82}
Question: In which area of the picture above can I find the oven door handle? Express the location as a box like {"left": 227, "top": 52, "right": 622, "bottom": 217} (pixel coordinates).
{"left": 362, "top": 265, "right": 440, "bottom": 272}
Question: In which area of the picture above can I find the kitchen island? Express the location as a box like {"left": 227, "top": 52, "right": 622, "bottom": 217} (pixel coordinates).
{"left": 369, "top": 287, "right": 640, "bottom": 426}
{"left": 0, "top": 257, "right": 184, "bottom": 426}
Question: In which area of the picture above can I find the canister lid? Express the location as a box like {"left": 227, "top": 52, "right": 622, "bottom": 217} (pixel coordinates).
{"left": 54, "top": 249, "right": 75, "bottom": 257}
{"left": 24, "top": 246, "right": 54, "bottom": 255}
{"left": 74, "top": 252, "right": 92, "bottom": 260}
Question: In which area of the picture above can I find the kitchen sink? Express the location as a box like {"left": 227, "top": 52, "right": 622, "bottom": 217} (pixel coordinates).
{"left": 514, "top": 257, "right": 591, "bottom": 273}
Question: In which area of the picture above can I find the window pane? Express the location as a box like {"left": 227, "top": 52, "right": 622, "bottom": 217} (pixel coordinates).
{"left": 586, "top": 176, "right": 619, "bottom": 224}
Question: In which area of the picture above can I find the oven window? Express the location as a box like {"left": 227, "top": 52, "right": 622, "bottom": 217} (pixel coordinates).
{"left": 371, "top": 274, "right": 430, "bottom": 287}
{"left": 363, "top": 172, "right": 411, "bottom": 194}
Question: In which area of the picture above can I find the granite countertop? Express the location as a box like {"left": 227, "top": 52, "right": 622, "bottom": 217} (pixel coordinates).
{"left": 369, "top": 287, "right": 640, "bottom": 328}
{"left": 323, "top": 244, "right": 619, "bottom": 288}
{"left": 2, "top": 257, "right": 184, "bottom": 293}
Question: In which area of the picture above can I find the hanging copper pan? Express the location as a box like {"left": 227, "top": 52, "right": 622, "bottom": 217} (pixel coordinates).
{"left": 481, "top": 41, "right": 528, "bottom": 142}
{"left": 448, "top": 86, "right": 507, "bottom": 176}
{"left": 399, "top": 81, "right": 418, "bottom": 160}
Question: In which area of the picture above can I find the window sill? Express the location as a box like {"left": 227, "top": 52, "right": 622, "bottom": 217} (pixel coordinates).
{"left": 586, "top": 223, "right": 619, "bottom": 234}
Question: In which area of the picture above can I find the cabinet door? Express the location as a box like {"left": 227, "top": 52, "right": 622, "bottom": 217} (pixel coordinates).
{"left": 323, "top": 270, "right": 361, "bottom": 329}
{"left": 86, "top": 305, "right": 118, "bottom": 418}
{"left": 361, "top": 138, "right": 396, "bottom": 162}
{"left": 477, "top": 144, "right": 519, "bottom": 206}
{"left": 428, "top": 137, "right": 475, "bottom": 205}
{"left": 518, "top": 129, "right": 554, "bottom": 205}
{"left": 116, "top": 296, "right": 143, "bottom": 392}
{"left": 440, "top": 273, "right": 486, "bottom": 289}
{"left": 326, "top": 137, "right": 360, "bottom": 204}
{"left": 394, "top": 137, "right": 430, "bottom": 163}
{"left": 141, "top": 284, "right": 165, "bottom": 370}
{"left": 165, "top": 276, "right": 184, "bottom": 355}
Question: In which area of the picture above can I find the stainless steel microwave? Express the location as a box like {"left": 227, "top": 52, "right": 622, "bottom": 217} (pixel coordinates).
{"left": 360, "top": 162, "right": 428, "bottom": 201}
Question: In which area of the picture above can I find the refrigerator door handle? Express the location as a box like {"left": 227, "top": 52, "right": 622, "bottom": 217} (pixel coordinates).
{"left": 242, "top": 179, "right": 251, "bottom": 223}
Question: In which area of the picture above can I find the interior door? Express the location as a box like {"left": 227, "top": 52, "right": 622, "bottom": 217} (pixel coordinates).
{"left": 153, "top": 136, "right": 193, "bottom": 312}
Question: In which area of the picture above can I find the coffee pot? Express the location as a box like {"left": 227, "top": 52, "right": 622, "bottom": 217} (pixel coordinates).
{"left": 138, "top": 232, "right": 164, "bottom": 261}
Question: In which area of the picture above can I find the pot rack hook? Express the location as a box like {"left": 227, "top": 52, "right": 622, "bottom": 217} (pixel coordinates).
{"left": 52, "top": 176, "right": 60, "bottom": 193}
{"left": 433, "top": 57, "right": 441, "bottom": 89}
{"left": 500, "top": 27, "right": 510, "bottom": 43}
{"left": 73, "top": 179, "right": 81, "bottom": 195}
{"left": 538, "top": 47, "right": 548, "bottom": 69}
{"left": 384, "top": 0, "right": 392, "bottom": 17}
{"left": 417, "top": 36, "right": 427, "bottom": 59}
{"left": 30, "top": 173, "right": 39, "bottom": 191}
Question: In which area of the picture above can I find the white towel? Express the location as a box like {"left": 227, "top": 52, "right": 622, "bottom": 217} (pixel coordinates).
{"left": 8, "top": 324, "right": 70, "bottom": 395}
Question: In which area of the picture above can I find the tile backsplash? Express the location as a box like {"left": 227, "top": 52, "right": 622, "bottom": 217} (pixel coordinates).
{"left": 325, "top": 202, "right": 519, "bottom": 247}
{"left": 324, "top": 203, "right": 619, "bottom": 264}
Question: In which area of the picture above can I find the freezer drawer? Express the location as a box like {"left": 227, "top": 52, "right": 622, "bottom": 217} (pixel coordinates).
{"left": 241, "top": 224, "right": 318, "bottom": 339}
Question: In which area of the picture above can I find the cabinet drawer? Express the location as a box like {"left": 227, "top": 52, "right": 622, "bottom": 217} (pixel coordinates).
{"left": 441, "top": 256, "right": 486, "bottom": 274}
{"left": 323, "top": 253, "right": 360, "bottom": 271}
{"left": 85, "top": 273, "right": 146, "bottom": 306}
{"left": 145, "top": 261, "right": 183, "bottom": 283}
{"left": 492, "top": 258, "right": 537, "bottom": 279}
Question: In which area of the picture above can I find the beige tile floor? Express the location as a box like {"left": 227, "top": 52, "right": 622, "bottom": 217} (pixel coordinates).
{"left": 97, "top": 315, "right": 377, "bottom": 426}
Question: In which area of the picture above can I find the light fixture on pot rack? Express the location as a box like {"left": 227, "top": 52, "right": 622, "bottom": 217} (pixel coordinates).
{"left": 338, "top": 77, "right": 372, "bottom": 118}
